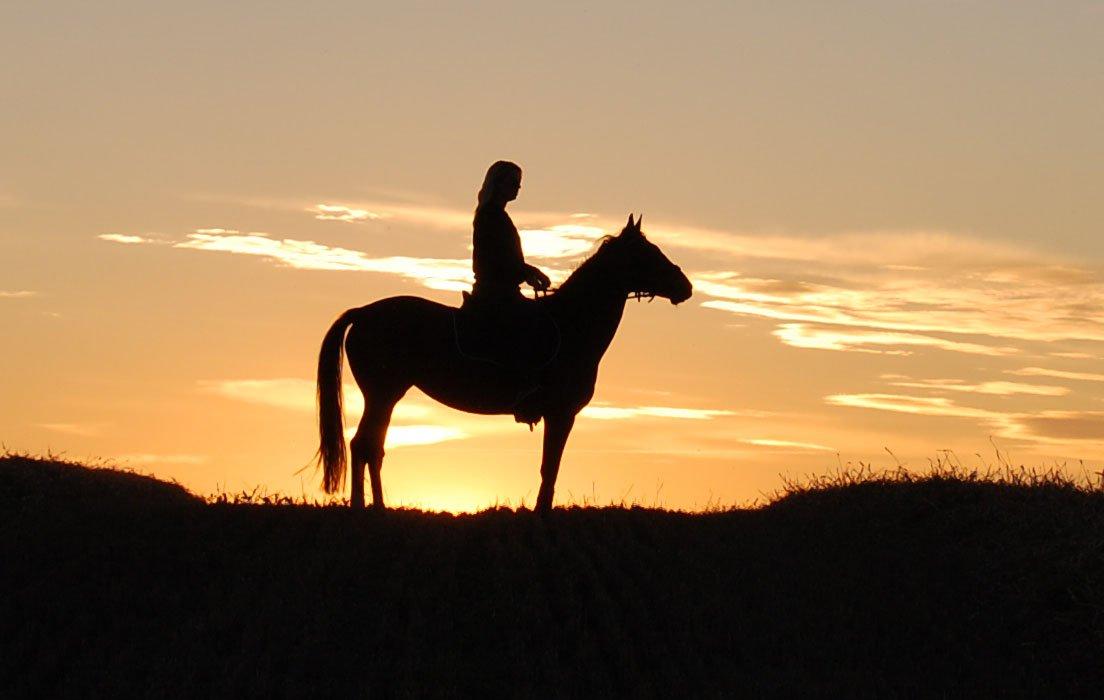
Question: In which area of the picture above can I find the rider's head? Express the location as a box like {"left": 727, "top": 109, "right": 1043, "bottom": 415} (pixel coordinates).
{"left": 477, "top": 161, "right": 522, "bottom": 210}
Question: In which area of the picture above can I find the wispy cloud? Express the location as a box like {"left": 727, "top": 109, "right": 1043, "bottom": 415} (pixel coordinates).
{"left": 173, "top": 230, "right": 475, "bottom": 291}
{"left": 311, "top": 204, "right": 382, "bottom": 223}
{"left": 201, "top": 377, "right": 748, "bottom": 452}
{"left": 825, "top": 393, "right": 1004, "bottom": 421}
{"left": 772, "top": 323, "right": 1016, "bottom": 356}
{"left": 0, "top": 290, "right": 36, "bottom": 299}
{"left": 1017, "top": 412, "right": 1104, "bottom": 441}
{"left": 579, "top": 404, "right": 738, "bottom": 420}
{"left": 206, "top": 378, "right": 468, "bottom": 449}
{"left": 204, "top": 378, "right": 745, "bottom": 424}
{"left": 305, "top": 200, "right": 470, "bottom": 231}
{"left": 103, "top": 225, "right": 583, "bottom": 293}
{"left": 825, "top": 391, "right": 1104, "bottom": 450}
{"left": 742, "top": 438, "right": 835, "bottom": 452}
{"left": 38, "top": 422, "right": 103, "bottom": 437}
{"left": 519, "top": 224, "right": 607, "bottom": 259}
{"left": 221, "top": 192, "right": 1091, "bottom": 280}
{"left": 117, "top": 195, "right": 1104, "bottom": 370}
{"left": 1006, "top": 367, "right": 1104, "bottom": 383}
{"left": 198, "top": 378, "right": 431, "bottom": 421}
{"left": 886, "top": 378, "right": 1069, "bottom": 397}
{"left": 98, "top": 233, "right": 158, "bottom": 245}
{"left": 343, "top": 424, "right": 468, "bottom": 449}
{"left": 701, "top": 268, "right": 1104, "bottom": 344}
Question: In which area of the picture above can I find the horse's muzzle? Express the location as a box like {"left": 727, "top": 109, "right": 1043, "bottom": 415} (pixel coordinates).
{"left": 669, "top": 273, "right": 693, "bottom": 305}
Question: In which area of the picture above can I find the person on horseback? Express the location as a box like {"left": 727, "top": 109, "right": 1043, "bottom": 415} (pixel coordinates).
{"left": 461, "top": 161, "right": 555, "bottom": 424}
{"left": 470, "top": 160, "right": 551, "bottom": 302}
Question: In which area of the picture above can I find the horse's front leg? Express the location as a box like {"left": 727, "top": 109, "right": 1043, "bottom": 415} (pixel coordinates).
{"left": 535, "top": 411, "right": 576, "bottom": 513}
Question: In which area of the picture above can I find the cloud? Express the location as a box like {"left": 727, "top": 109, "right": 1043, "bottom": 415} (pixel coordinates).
{"left": 202, "top": 375, "right": 746, "bottom": 419}
{"left": 311, "top": 204, "right": 382, "bottom": 223}
{"left": 519, "top": 224, "right": 607, "bottom": 259}
{"left": 824, "top": 391, "right": 1104, "bottom": 449}
{"left": 221, "top": 191, "right": 1084, "bottom": 277}
{"left": 342, "top": 424, "right": 469, "bottom": 449}
{"left": 207, "top": 378, "right": 468, "bottom": 449}
{"left": 700, "top": 273, "right": 1104, "bottom": 344}
{"left": 742, "top": 438, "right": 836, "bottom": 452}
{"left": 579, "top": 404, "right": 739, "bottom": 420}
{"left": 825, "top": 393, "right": 1005, "bottom": 421}
{"left": 173, "top": 230, "right": 475, "bottom": 291}
{"left": 198, "top": 378, "right": 431, "bottom": 421}
{"left": 887, "top": 378, "right": 1069, "bottom": 397}
{"left": 202, "top": 378, "right": 747, "bottom": 451}
{"left": 311, "top": 200, "right": 606, "bottom": 260}
{"left": 98, "top": 233, "right": 157, "bottom": 244}
{"left": 0, "top": 290, "right": 36, "bottom": 299}
{"left": 304, "top": 200, "right": 470, "bottom": 231}
{"left": 1006, "top": 367, "right": 1104, "bottom": 383}
{"left": 772, "top": 323, "right": 1016, "bottom": 356}
{"left": 698, "top": 243, "right": 1104, "bottom": 362}
{"left": 111, "top": 196, "right": 1104, "bottom": 364}
{"left": 1048, "top": 352, "right": 1097, "bottom": 360}
{"left": 37, "top": 422, "right": 102, "bottom": 437}
{"left": 1017, "top": 412, "right": 1104, "bottom": 441}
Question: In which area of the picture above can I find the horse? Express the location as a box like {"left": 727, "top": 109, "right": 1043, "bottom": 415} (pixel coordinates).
{"left": 314, "top": 214, "right": 692, "bottom": 512}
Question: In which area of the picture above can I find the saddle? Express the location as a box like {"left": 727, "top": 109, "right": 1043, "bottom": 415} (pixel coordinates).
{"left": 454, "top": 292, "right": 560, "bottom": 372}
{"left": 454, "top": 292, "right": 561, "bottom": 426}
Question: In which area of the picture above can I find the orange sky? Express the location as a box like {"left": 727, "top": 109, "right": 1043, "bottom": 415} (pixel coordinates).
{"left": 3, "top": 2, "right": 1103, "bottom": 511}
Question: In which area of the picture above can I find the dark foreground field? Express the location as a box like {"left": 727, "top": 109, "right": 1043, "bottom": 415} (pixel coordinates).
{"left": 2, "top": 454, "right": 1103, "bottom": 697}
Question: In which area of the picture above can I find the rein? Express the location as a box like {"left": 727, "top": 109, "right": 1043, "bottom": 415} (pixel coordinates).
{"left": 532, "top": 287, "right": 655, "bottom": 302}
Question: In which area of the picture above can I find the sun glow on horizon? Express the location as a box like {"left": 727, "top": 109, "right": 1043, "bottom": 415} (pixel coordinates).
{"left": 4, "top": 2, "right": 1103, "bottom": 509}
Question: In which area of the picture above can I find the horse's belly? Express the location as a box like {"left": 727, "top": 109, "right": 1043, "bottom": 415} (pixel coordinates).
{"left": 416, "top": 366, "right": 520, "bottom": 416}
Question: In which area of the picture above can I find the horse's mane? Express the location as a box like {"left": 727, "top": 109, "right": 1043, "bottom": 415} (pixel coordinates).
{"left": 551, "top": 235, "right": 619, "bottom": 296}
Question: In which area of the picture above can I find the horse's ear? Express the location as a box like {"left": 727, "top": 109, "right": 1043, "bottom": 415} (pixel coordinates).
{"left": 622, "top": 213, "right": 642, "bottom": 238}
{"left": 634, "top": 214, "right": 642, "bottom": 229}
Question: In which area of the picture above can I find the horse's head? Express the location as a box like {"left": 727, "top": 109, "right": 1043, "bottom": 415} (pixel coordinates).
{"left": 607, "top": 214, "right": 693, "bottom": 304}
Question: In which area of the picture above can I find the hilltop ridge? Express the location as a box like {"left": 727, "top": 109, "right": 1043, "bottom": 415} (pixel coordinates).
{"left": 2, "top": 453, "right": 1102, "bottom": 696}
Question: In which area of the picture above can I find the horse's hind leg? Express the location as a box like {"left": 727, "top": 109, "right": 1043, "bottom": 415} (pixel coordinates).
{"left": 349, "top": 392, "right": 402, "bottom": 510}
{"left": 349, "top": 417, "right": 369, "bottom": 509}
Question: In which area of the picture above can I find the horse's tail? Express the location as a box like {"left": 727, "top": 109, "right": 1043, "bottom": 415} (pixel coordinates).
{"left": 316, "top": 308, "right": 358, "bottom": 494}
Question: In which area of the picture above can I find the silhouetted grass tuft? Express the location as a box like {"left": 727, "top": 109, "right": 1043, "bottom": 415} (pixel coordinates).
{"left": 2, "top": 452, "right": 1102, "bottom": 696}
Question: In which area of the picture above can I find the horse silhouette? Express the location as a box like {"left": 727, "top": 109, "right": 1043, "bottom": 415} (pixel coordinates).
{"left": 315, "top": 214, "right": 692, "bottom": 512}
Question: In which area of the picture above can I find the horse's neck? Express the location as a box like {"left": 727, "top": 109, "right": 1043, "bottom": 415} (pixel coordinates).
{"left": 551, "top": 256, "right": 628, "bottom": 359}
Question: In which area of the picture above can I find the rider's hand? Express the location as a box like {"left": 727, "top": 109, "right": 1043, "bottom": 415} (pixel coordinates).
{"left": 525, "top": 266, "right": 551, "bottom": 292}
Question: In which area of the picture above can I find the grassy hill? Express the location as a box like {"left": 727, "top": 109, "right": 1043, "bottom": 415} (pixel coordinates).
{"left": 2, "top": 453, "right": 1102, "bottom": 696}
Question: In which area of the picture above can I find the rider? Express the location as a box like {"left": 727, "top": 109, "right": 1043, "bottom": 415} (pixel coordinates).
{"left": 471, "top": 160, "right": 551, "bottom": 302}
{"left": 466, "top": 161, "right": 554, "bottom": 425}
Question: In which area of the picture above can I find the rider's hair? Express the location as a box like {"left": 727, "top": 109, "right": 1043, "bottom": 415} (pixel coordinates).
{"left": 476, "top": 160, "right": 522, "bottom": 211}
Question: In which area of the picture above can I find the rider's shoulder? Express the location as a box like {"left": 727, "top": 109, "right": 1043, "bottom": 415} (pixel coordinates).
{"left": 474, "top": 206, "right": 512, "bottom": 227}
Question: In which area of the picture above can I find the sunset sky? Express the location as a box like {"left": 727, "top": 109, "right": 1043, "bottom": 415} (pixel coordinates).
{"left": 3, "top": 2, "right": 1103, "bottom": 511}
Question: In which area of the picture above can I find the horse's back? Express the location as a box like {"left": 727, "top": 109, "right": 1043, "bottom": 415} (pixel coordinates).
{"left": 345, "top": 295, "right": 454, "bottom": 343}
{"left": 360, "top": 294, "right": 455, "bottom": 315}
